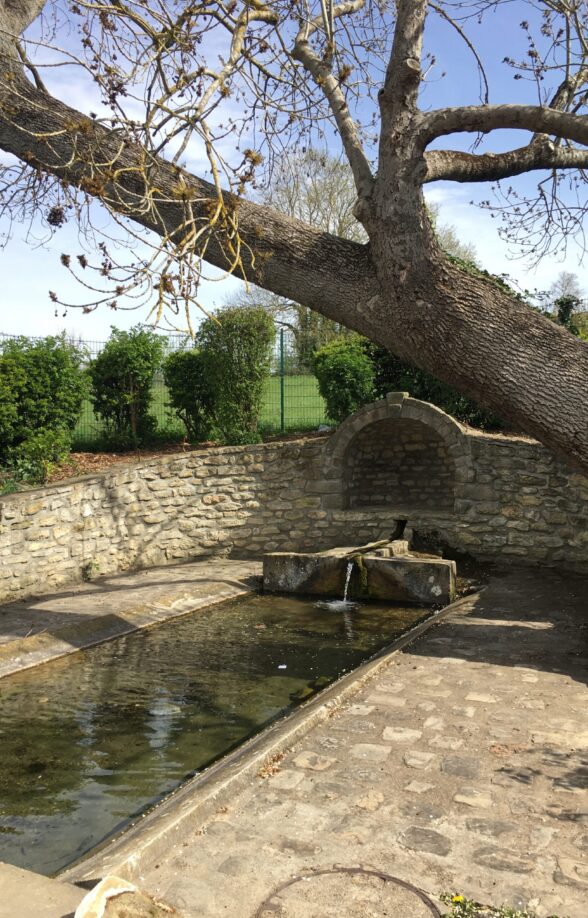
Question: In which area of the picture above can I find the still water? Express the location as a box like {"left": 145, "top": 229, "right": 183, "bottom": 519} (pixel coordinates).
{"left": 0, "top": 593, "right": 429, "bottom": 875}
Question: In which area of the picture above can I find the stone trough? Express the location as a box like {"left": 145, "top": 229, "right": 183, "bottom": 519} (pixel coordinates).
{"left": 263, "top": 540, "right": 456, "bottom": 605}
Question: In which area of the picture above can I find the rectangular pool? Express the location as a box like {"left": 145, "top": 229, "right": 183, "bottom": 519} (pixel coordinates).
{"left": 0, "top": 593, "right": 429, "bottom": 875}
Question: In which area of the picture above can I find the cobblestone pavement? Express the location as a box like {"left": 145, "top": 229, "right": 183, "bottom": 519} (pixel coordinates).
{"left": 139, "top": 568, "right": 587, "bottom": 918}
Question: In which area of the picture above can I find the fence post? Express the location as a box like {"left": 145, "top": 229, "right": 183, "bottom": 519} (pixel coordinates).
{"left": 280, "top": 327, "right": 285, "bottom": 434}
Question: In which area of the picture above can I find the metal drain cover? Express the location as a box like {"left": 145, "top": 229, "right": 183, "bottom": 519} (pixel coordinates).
{"left": 254, "top": 867, "right": 441, "bottom": 917}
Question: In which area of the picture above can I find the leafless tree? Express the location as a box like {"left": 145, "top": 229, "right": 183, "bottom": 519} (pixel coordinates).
{"left": 1, "top": 2, "right": 588, "bottom": 470}
{"left": 548, "top": 270, "right": 585, "bottom": 304}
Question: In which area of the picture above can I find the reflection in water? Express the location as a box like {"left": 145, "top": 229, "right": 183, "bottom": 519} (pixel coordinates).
{"left": 342, "top": 608, "right": 354, "bottom": 641}
{"left": 0, "top": 594, "right": 428, "bottom": 876}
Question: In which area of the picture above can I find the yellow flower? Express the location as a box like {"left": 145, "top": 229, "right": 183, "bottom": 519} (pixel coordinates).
{"left": 452, "top": 895, "right": 465, "bottom": 903}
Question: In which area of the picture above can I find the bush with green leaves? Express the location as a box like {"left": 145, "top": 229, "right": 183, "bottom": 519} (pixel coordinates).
{"left": 0, "top": 366, "right": 19, "bottom": 455}
{"left": 0, "top": 335, "right": 86, "bottom": 452}
{"left": 196, "top": 306, "right": 275, "bottom": 445}
{"left": 88, "top": 327, "right": 164, "bottom": 447}
{"left": 311, "top": 333, "right": 503, "bottom": 430}
{"left": 312, "top": 335, "right": 375, "bottom": 423}
{"left": 7, "top": 428, "right": 72, "bottom": 485}
{"left": 0, "top": 335, "right": 86, "bottom": 483}
{"left": 163, "top": 348, "right": 213, "bottom": 442}
{"left": 367, "top": 344, "right": 503, "bottom": 431}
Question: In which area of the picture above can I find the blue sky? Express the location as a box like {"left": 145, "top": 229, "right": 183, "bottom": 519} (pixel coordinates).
{"left": 1, "top": 0, "right": 586, "bottom": 341}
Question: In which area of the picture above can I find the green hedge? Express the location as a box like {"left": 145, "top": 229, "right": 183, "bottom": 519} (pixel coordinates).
{"left": 0, "top": 335, "right": 86, "bottom": 484}
{"left": 165, "top": 306, "right": 275, "bottom": 446}
{"left": 88, "top": 327, "right": 164, "bottom": 448}
{"left": 312, "top": 335, "right": 375, "bottom": 423}
{"left": 162, "top": 349, "right": 212, "bottom": 442}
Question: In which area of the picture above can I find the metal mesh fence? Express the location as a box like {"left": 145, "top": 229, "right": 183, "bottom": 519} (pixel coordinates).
{"left": 0, "top": 329, "right": 328, "bottom": 446}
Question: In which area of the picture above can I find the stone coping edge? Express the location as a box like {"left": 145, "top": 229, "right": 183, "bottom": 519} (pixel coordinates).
{"left": 59, "top": 589, "right": 480, "bottom": 887}
{"left": 0, "top": 579, "right": 260, "bottom": 681}
{"left": 0, "top": 437, "right": 329, "bottom": 503}
{"left": 0, "top": 426, "right": 544, "bottom": 507}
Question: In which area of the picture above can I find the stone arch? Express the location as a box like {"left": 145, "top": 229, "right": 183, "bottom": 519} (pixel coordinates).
{"left": 324, "top": 393, "right": 470, "bottom": 513}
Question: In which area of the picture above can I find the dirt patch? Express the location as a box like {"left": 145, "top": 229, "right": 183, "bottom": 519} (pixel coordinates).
{"left": 47, "top": 443, "right": 200, "bottom": 482}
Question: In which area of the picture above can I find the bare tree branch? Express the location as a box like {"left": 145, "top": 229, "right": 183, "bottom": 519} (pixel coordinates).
{"left": 421, "top": 103, "right": 588, "bottom": 145}
{"left": 15, "top": 40, "right": 48, "bottom": 93}
{"left": 292, "top": 0, "right": 374, "bottom": 199}
{"left": 0, "top": 69, "right": 376, "bottom": 323}
{"left": 429, "top": 2, "right": 489, "bottom": 105}
{"left": 425, "top": 139, "right": 588, "bottom": 183}
{"left": 380, "top": 0, "right": 428, "bottom": 116}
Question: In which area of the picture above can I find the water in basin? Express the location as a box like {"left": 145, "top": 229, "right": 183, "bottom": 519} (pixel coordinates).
{"left": 0, "top": 592, "right": 429, "bottom": 875}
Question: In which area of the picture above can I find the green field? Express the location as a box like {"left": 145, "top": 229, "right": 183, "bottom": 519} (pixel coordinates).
{"left": 260, "top": 375, "right": 328, "bottom": 430}
{"left": 73, "top": 375, "right": 328, "bottom": 447}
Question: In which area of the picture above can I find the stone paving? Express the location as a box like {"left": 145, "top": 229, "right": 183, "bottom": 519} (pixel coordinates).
{"left": 132, "top": 568, "right": 588, "bottom": 918}
{"left": 0, "top": 559, "right": 261, "bottom": 677}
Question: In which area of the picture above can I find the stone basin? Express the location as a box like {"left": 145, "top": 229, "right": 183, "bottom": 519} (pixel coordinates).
{"left": 263, "top": 542, "right": 456, "bottom": 605}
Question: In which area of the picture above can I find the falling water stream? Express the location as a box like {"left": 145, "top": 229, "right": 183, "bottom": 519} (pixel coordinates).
{"left": 343, "top": 560, "right": 353, "bottom": 601}
{"left": 315, "top": 561, "right": 359, "bottom": 615}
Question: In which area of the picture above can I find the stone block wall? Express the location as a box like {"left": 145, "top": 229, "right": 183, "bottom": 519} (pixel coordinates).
{"left": 0, "top": 440, "right": 327, "bottom": 602}
{"left": 344, "top": 418, "right": 454, "bottom": 510}
{"left": 450, "top": 434, "right": 588, "bottom": 566}
{"left": 1, "top": 394, "right": 587, "bottom": 603}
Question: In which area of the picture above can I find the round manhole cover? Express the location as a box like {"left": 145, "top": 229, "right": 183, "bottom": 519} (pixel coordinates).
{"left": 254, "top": 867, "right": 441, "bottom": 917}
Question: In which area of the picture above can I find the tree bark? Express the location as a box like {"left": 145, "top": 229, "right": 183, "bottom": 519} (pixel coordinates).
{"left": 363, "top": 249, "right": 588, "bottom": 471}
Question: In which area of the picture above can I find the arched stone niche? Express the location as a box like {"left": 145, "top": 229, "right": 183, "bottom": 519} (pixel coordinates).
{"left": 324, "top": 393, "right": 470, "bottom": 513}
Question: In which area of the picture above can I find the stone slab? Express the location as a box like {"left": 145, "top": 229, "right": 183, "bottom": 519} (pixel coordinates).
{"left": 363, "top": 555, "right": 456, "bottom": 603}
{"left": 0, "top": 861, "right": 84, "bottom": 918}
{"left": 262, "top": 550, "right": 455, "bottom": 604}
{"left": 0, "top": 559, "right": 261, "bottom": 678}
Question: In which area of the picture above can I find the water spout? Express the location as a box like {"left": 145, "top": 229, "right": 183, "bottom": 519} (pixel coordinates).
{"left": 315, "top": 560, "right": 358, "bottom": 616}
{"left": 343, "top": 561, "right": 353, "bottom": 602}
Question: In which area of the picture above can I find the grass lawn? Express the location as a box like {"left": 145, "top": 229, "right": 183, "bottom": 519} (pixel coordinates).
{"left": 260, "top": 375, "right": 328, "bottom": 431}
{"left": 73, "top": 375, "right": 328, "bottom": 447}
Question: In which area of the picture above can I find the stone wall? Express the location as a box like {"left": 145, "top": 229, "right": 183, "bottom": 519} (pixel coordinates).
{"left": 0, "top": 440, "right": 327, "bottom": 603}
{"left": 453, "top": 434, "right": 588, "bottom": 566}
{"left": 1, "top": 393, "right": 587, "bottom": 602}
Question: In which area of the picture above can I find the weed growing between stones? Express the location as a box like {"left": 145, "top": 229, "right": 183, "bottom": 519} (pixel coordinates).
{"left": 81, "top": 560, "right": 101, "bottom": 582}
{"left": 440, "top": 893, "right": 567, "bottom": 918}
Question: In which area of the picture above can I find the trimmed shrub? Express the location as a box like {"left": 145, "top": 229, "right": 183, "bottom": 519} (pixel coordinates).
{"left": 163, "top": 349, "right": 213, "bottom": 442}
{"left": 0, "top": 365, "right": 19, "bottom": 455}
{"left": 88, "top": 327, "right": 164, "bottom": 447}
{"left": 0, "top": 335, "right": 86, "bottom": 455}
{"left": 312, "top": 335, "right": 375, "bottom": 423}
{"left": 197, "top": 306, "right": 275, "bottom": 444}
{"left": 0, "top": 335, "right": 86, "bottom": 483}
